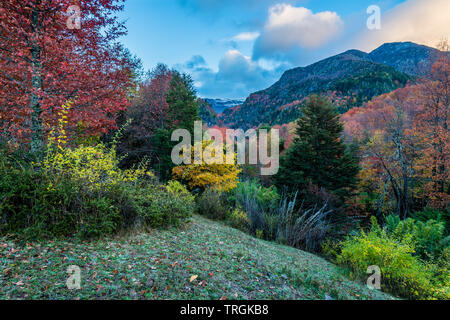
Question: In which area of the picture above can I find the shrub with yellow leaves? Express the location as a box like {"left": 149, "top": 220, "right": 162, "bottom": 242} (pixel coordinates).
{"left": 40, "top": 102, "right": 153, "bottom": 191}
{"left": 172, "top": 140, "right": 241, "bottom": 192}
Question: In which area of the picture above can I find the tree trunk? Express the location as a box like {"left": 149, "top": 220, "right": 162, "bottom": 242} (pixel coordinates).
{"left": 30, "top": 4, "right": 43, "bottom": 154}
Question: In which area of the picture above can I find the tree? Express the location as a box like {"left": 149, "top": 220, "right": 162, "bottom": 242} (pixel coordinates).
{"left": 117, "top": 64, "right": 173, "bottom": 167}
{"left": 342, "top": 41, "right": 449, "bottom": 214}
{"left": 0, "top": 0, "right": 136, "bottom": 153}
{"left": 275, "top": 95, "right": 360, "bottom": 199}
{"left": 165, "top": 72, "right": 200, "bottom": 133}
{"left": 117, "top": 67, "right": 200, "bottom": 181}
{"left": 414, "top": 39, "right": 449, "bottom": 208}
{"left": 172, "top": 140, "right": 241, "bottom": 192}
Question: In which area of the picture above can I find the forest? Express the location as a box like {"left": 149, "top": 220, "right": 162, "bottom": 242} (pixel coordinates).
{"left": 0, "top": 0, "right": 448, "bottom": 301}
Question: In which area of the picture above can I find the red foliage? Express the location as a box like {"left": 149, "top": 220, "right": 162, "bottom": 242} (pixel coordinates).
{"left": 0, "top": 0, "right": 135, "bottom": 145}
{"left": 128, "top": 64, "right": 173, "bottom": 135}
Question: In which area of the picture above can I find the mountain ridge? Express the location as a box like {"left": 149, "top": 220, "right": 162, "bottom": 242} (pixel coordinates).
{"left": 217, "top": 42, "right": 441, "bottom": 130}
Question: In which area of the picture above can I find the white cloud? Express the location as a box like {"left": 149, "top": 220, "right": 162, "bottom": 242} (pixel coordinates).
{"left": 178, "top": 51, "right": 286, "bottom": 98}
{"left": 231, "top": 32, "right": 260, "bottom": 42}
{"left": 253, "top": 4, "right": 343, "bottom": 60}
{"left": 356, "top": 0, "right": 450, "bottom": 51}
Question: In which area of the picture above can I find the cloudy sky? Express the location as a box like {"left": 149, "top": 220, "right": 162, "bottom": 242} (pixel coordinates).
{"left": 119, "top": 0, "right": 450, "bottom": 99}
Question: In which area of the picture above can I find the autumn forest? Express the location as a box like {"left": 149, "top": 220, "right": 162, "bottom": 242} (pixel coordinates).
{"left": 0, "top": 0, "right": 448, "bottom": 304}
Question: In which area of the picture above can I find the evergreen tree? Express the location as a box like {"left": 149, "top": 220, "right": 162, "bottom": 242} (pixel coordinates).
{"left": 166, "top": 73, "right": 200, "bottom": 133}
{"left": 275, "top": 95, "right": 359, "bottom": 199}
{"left": 154, "top": 72, "right": 200, "bottom": 181}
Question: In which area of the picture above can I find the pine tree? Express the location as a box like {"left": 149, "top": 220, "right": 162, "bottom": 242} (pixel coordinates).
{"left": 153, "top": 72, "right": 200, "bottom": 181}
{"left": 166, "top": 73, "right": 200, "bottom": 133}
{"left": 275, "top": 95, "right": 359, "bottom": 199}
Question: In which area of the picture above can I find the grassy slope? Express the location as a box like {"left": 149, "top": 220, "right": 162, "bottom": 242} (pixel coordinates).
{"left": 0, "top": 216, "right": 394, "bottom": 300}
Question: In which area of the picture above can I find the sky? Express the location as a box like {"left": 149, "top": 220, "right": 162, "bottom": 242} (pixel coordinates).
{"left": 118, "top": 0, "right": 450, "bottom": 99}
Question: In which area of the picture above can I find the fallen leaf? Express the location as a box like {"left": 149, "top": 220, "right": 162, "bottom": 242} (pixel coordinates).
{"left": 189, "top": 275, "right": 198, "bottom": 283}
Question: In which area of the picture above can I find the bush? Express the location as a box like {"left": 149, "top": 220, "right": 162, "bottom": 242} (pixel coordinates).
{"left": 231, "top": 183, "right": 334, "bottom": 252}
{"left": 196, "top": 188, "right": 231, "bottom": 220}
{"left": 229, "top": 208, "right": 250, "bottom": 231}
{"left": 40, "top": 142, "right": 153, "bottom": 191}
{"left": 0, "top": 161, "right": 130, "bottom": 239}
{"left": 275, "top": 193, "right": 332, "bottom": 252}
{"left": 234, "top": 180, "right": 280, "bottom": 211}
{"left": 335, "top": 217, "right": 449, "bottom": 300}
{"left": 131, "top": 181, "right": 195, "bottom": 228}
{"left": 411, "top": 209, "right": 450, "bottom": 236}
{"left": 384, "top": 214, "right": 446, "bottom": 260}
{"left": 0, "top": 147, "right": 193, "bottom": 239}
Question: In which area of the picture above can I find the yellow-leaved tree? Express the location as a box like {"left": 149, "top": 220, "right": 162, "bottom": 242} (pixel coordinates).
{"left": 172, "top": 140, "right": 241, "bottom": 192}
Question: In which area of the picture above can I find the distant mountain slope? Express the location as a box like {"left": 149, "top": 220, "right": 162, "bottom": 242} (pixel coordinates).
{"left": 368, "top": 42, "right": 440, "bottom": 76}
{"left": 205, "top": 98, "right": 245, "bottom": 114}
{"left": 220, "top": 42, "right": 439, "bottom": 130}
{"left": 198, "top": 98, "right": 223, "bottom": 127}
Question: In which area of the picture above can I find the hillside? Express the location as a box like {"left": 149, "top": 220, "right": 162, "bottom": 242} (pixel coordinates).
{"left": 0, "top": 216, "right": 393, "bottom": 300}
{"left": 199, "top": 98, "right": 223, "bottom": 127}
{"left": 205, "top": 98, "right": 245, "bottom": 114}
{"left": 219, "top": 42, "right": 440, "bottom": 130}
{"left": 368, "top": 42, "right": 440, "bottom": 76}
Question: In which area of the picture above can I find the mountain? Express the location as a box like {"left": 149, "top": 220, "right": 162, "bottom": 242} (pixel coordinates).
{"left": 368, "top": 42, "right": 440, "bottom": 76}
{"left": 198, "top": 98, "right": 222, "bottom": 127}
{"left": 204, "top": 98, "right": 245, "bottom": 114}
{"left": 219, "top": 42, "right": 440, "bottom": 130}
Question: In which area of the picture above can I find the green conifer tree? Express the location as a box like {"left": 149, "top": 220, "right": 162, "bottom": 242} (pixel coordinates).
{"left": 275, "top": 95, "right": 359, "bottom": 199}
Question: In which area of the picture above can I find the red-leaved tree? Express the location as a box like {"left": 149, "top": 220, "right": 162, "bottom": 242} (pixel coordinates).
{"left": 0, "top": 0, "right": 136, "bottom": 152}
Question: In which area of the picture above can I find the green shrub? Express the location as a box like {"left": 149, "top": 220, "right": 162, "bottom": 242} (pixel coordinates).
{"left": 0, "top": 161, "right": 130, "bottom": 239}
{"left": 229, "top": 208, "right": 250, "bottom": 231}
{"left": 411, "top": 209, "right": 450, "bottom": 236}
{"left": 384, "top": 214, "right": 446, "bottom": 260}
{"left": 196, "top": 188, "right": 230, "bottom": 220}
{"left": 131, "top": 182, "right": 195, "bottom": 228}
{"left": 234, "top": 180, "right": 280, "bottom": 210}
{"left": 335, "top": 217, "right": 449, "bottom": 300}
{"left": 0, "top": 151, "right": 194, "bottom": 239}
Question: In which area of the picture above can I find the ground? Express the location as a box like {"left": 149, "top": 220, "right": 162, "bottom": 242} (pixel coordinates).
{"left": 0, "top": 216, "right": 394, "bottom": 300}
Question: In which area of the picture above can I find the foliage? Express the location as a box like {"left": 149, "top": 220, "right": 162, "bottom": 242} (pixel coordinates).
{"left": 413, "top": 40, "right": 449, "bottom": 208}
{"left": 39, "top": 104, "right": 153, "bottom": 191}
{"left": 173, "top": 140, "right": 241, "bottom": 192}
{"left": 411, "top": 208, "right": 450, "bottom": 235}
{"left": 130, "top": 183, "right": 195, "bottom": 229}
{"left": 0, "top": 142, "right": 193, "bottom": 239}
{"left": 228, "top": 208, "right": 250, "bottom": 232}
{"left": 0, "top": 0, "right": 137, "bottom": 152}
{"left": 196, "top": 188, "right": 230, "bottom": 221}
{"left": 234, "top": 180, "right": 280, "bottom": 211}
{"left": 275, "top": 95, "right": 360, "bottom": 200}
{"left": 343, "top": 43, "right": 449, "bottom": 215}
{"left": 384, "top": 214, "right": 446, "bottom": 260}
{"left": 0, "top": 157, "right": 130, "bottom": 239}
{"left": 165, "top": 73, "right": 200, "bottom": 133}
{"left": 334, "top": 216, "right": 449, "bottom": 299}
{"left": 117, "top": 66, "right": 200, "bottom": 181}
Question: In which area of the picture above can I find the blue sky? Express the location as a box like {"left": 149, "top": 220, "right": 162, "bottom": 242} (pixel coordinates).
{"left": 118, "top": 0, "right": 449, "bottom": 99}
